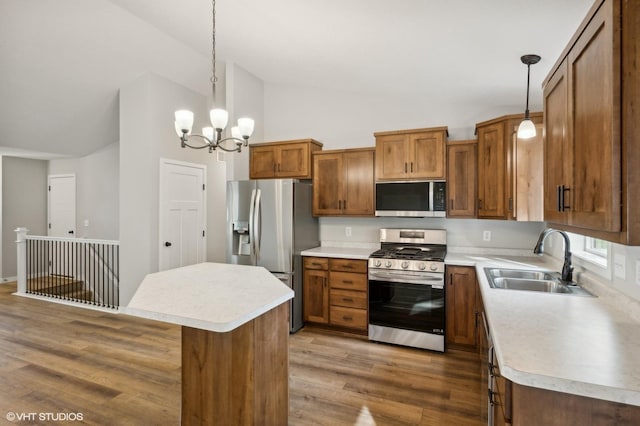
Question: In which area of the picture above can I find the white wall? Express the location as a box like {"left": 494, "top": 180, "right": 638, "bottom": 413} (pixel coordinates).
{"left": 320, "top": 217, "right": 544, "bottom": 250}
{"left": 1, "top": 156, "right": 48, "bottom": 279}
{"left": 48, "top": 142, "right": 120, "bottom": 240}
{"left": 119, "top": 72, "right": 227, "bottom": 306}
{"left": 227, "top": 63, "right": 265, "bottom": 181}
{"left": 263, "top": 83, "right": 537, "bottom": 149}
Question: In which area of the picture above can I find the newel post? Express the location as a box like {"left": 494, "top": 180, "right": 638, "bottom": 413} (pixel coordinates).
{"left": 15, "top": 227, "right": 29, "bottom": 294}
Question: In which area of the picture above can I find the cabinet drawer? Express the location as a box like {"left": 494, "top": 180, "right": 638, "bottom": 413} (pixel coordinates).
{"left": 330, "top": 289, "right": 367, "bottom": 309}
{"left": 329, "top": 271, "right": 367, "bottom": 291}
{"left": 329, "top": 258, "right": 367, "bottom": 273}
{"left": 330, "top": 306, "right": 367, "bottom": 330}
{"left": 304, "top": 257, "right": 329, "bottom": 270}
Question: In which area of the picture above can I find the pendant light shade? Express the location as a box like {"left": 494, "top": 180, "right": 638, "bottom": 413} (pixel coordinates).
{"left": 517, "top": 118, "right": 537, "bottom": 139}
{"left": 517, "top": 54, "right": 541, "bottom": 139}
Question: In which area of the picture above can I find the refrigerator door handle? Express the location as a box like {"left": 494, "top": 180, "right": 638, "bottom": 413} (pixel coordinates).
{"left": 249, "top": 188, "right": 257, "bottom": 257}
{"left": 254, "top": 189, "right": 262, "bottom": 261}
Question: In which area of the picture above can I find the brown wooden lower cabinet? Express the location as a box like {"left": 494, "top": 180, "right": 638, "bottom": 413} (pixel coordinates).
{"left": 445, "top": 265, "right": 478, "bottom": 351}
{"left": 303, "top": 256, "right": 368, "bottom": 332}
{"left": 494, "top": 378, "right": 640, "bottom": 426}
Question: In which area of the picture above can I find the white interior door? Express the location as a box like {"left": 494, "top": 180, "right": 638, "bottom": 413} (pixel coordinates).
{"left": 48, "top": 174, "right": 76, "bottom": 237}
{"left": 159, "top": 159, "right": 206, "bottom": 271}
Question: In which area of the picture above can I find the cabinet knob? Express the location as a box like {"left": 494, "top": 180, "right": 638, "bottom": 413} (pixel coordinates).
{"left": 164, "top": 241, "right": 172, "bottom": 247}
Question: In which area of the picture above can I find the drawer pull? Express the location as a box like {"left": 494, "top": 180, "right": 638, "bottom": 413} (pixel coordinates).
{"left": 342, "top": 297, "right": 354, "bottom": 303}
{"left": 342, "top": 316, "right": 353, "bottom": 321}
{"left": 343, "top": 265, "right": 353, "bottom": 269}
{"left": 311, "top": 262, "right": 323, "bottom": 267}
{"left": 342, "top": 280, "right": 353, "bottom": 284}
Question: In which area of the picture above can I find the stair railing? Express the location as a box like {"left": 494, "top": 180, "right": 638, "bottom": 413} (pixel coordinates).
{"left": 15, "top": 228, "right": 120, "bottom": 309}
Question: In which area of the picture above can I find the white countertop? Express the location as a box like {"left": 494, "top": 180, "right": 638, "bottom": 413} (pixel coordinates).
{"left": 447, "top": 253, "right": 640, "bottom": 406}
{"left": 126, "top": 262, "right": 293, "bottom": 333}
{"left": 301, "top": 245, "right": 377, "bottom": 260}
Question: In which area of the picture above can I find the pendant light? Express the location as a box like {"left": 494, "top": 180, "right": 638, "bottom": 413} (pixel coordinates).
{"left": 173, "top": 0, "right": 255, "bottom": 153}
{"left": 517, "top": 54, "right": 541, "bottom": 139}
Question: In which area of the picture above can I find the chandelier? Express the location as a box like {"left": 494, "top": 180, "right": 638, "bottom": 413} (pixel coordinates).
{"left": 516, "top": 54, "right": 541, "bottom": 139}
{"left": 174, "top": 0, "right": 254, "bottom": 153}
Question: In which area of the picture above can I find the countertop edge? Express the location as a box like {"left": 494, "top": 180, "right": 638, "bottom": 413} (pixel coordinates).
{"left": 124, "top": 292, "right": 293, "bottom": 333}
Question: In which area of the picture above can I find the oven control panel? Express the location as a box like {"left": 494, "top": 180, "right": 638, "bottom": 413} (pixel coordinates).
{"left": 368, "top": 258, "right": 445, "bottom": 273}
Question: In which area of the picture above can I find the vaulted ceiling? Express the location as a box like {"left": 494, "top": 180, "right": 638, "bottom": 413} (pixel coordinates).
{"left": 0, "top": 0, "right": 593, "bottom": 158}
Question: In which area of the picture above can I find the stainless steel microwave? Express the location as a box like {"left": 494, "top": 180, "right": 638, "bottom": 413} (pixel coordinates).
{"left": 375, "top": 181, "right": 446, "bottom": 217}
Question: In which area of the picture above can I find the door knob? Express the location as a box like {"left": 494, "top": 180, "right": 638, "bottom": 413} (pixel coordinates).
{"left": 68, "top": 230, "right": 74, "bottom": 234}
{"left": 164, "top": 242, "right": 172, "bottom": 247}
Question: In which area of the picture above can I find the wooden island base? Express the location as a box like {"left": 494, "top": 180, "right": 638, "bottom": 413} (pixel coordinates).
{"left": 181, "top": 303, "right": 289, "bottom": 425}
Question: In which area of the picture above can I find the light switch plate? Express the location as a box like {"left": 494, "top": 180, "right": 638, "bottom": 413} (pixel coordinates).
{"left": 483, "top": 231, "right": 491, "bottom": 242}
{"left": 345, "top": 227, "right": 352, "bottom": 237}
{"left": 614, "top": 254, "right": 626, "bottom": 280}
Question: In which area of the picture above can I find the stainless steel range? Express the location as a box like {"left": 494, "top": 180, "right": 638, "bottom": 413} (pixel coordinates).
{"left": 368, "top": 228, "right": 446, "bottom": 352}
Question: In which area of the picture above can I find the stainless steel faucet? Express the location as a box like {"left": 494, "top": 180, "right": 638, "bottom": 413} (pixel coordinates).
{"left": 533, "top": 228, "right": 573, "bottom": 282}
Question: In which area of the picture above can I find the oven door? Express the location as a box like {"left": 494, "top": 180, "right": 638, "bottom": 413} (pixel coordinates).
{"left": 368, "top": 269, "right": 445, "bottom": 335}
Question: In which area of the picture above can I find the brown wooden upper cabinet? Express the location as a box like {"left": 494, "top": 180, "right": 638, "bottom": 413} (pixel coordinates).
{"left": 475, "top": 113, "right": 542, "bottom": 220}
{"left": 542, "top": 0, "right": 640, "bottom": 244}
{"left": 374, "top": 127, "right": 448, "bottom": 180}
{"left": 447, "top": 140, "right": 477, "bottom": 218}
{"left": 249, "top": 139, "right": 323, "bottom": 179}
{"left": 312, "top": 148, "right": 375, "bottom": 216}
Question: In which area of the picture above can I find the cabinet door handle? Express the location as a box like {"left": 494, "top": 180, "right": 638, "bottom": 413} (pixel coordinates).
{"left": 488, "top": 389, "right": 496, "bottom": 406}
{"left": 411, "top": 162, "right": 414, "bottom": 172}
{"left": 508, "top": 197, "right": 513, "bottom": 211}
{"left": 343, "top": 199, "right": 346, "bottom": 210}
{"left": 338, "top": 200, "right": 342, "bottom": 210}
{"left": 450, "top": 199, "right": 454, "bottom": 210}
{"left": 273, "top": 163, "right": 277, "bottom": 172}
{"left": 556, "top": 185, "right": 562, "bottom": 212}
{"left": 323, "top": 278, "right": 327, "bottom": 289}
{"left": 478, "top": 199, "right": 483, "bottom": 209}
{"left": 561, "top": 185, "right": 571, "bottom": 211}
{"left": 404, "top": 162, "right": 408, "bottom": 173}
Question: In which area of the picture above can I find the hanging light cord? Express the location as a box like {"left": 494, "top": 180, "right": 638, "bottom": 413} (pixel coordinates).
{"left": 211, "top": 0, "right": 217, "bottom": 105}
{"left": 524, "top": 62, "right": 531, "bottom": 120}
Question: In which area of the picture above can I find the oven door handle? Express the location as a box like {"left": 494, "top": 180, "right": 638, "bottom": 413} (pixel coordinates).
{"left": 369, "top": 272, "right": 444, "bottom": 288}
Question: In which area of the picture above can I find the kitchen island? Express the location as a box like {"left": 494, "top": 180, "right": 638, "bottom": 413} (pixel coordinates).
{"left": 127, "top": 262, "right": 293, "bottom": 425}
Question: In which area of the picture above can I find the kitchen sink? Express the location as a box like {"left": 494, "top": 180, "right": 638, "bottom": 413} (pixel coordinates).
{"left": 487, "top": 269, "right": 557, "bottom": 281}
{"left": 484, "top": 268, "right": 594, "bottom": 296}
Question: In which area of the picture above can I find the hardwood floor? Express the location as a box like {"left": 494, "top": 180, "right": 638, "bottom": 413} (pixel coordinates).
{"left": 0, "top": 283, "right": 482, "bottom": 425}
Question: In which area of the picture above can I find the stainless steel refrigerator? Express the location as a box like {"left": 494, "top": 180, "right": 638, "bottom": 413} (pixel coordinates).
{"left": 226, "top": 179, "right": 319, "bottom": 332}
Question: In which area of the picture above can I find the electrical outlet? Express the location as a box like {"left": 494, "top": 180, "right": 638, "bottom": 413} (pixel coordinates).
{"left": 635, "top": 260, "right": 640, "bottom": 286}
{"left": 483, "top": 231, "right": 491, "bottom": 242}
{"left": 345, "top": 227, "right": 352, "bottom": 237}
{"left": 614, "top": 254, "right": 626, "bottom": 280}
{"left": 83, "top": 219, "right": 89, "bottom": 227}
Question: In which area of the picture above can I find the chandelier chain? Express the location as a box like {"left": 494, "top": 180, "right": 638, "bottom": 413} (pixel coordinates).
{"left": 211, "top": 0, "right": 217, "bottom": 104}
